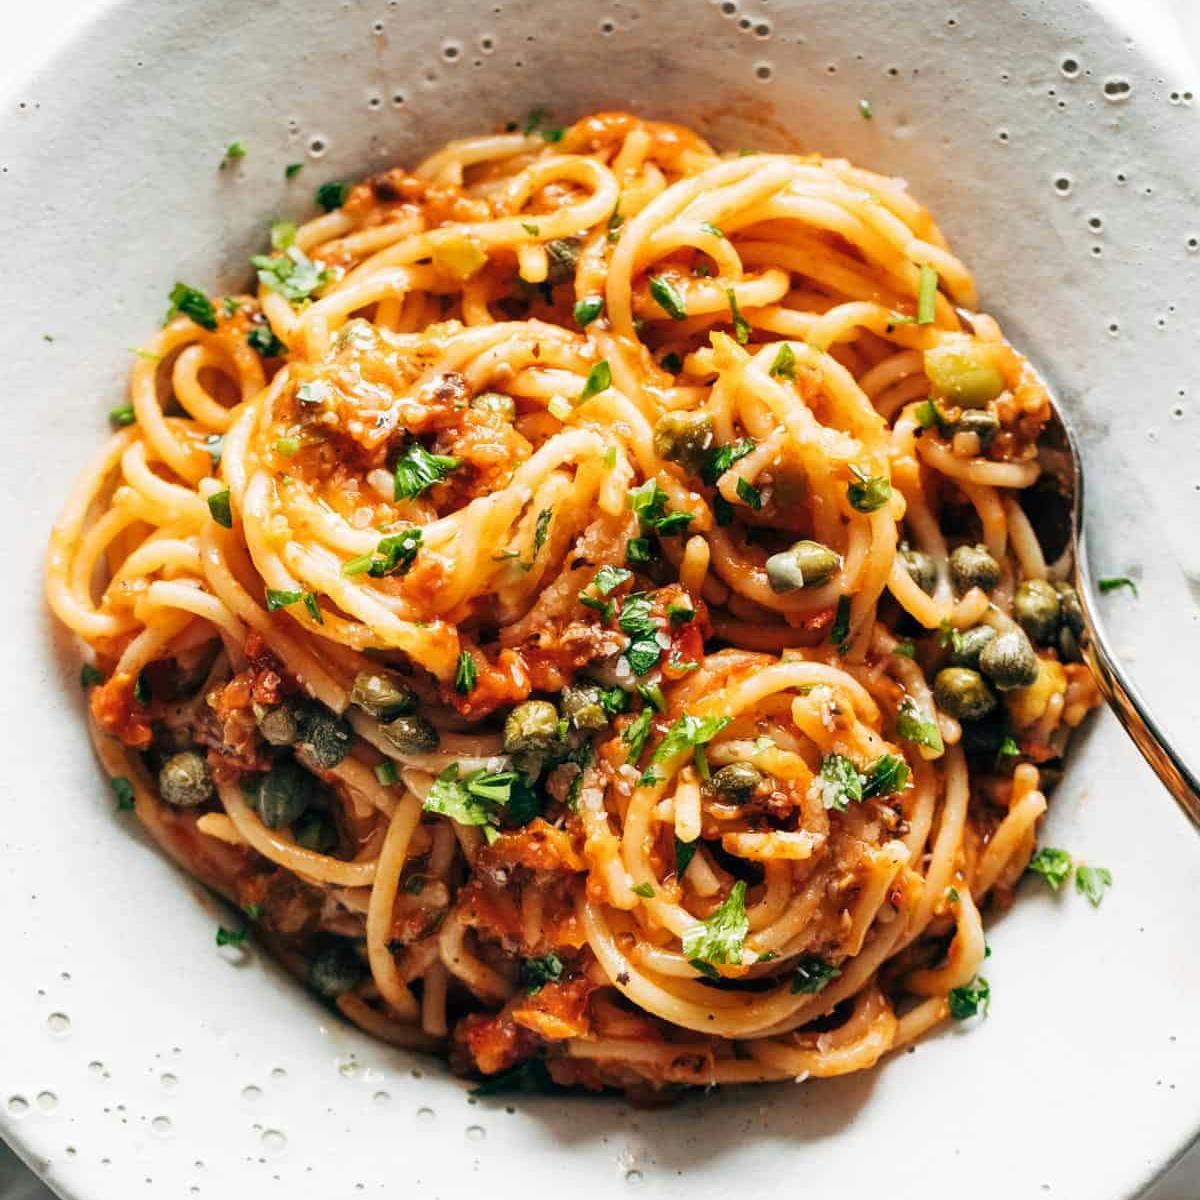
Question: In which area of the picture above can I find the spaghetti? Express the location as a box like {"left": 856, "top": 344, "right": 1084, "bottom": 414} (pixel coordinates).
{"left": 46, "top": 112, "right": 1100, "bottom": 1094}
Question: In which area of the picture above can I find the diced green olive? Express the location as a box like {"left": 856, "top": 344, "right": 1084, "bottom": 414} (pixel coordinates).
{"left": 350, "top": 669, "right": 417, "bottom": 720}
{"left": 503, "top": 700, "right": 560, "bottom": 754}
{"left": 952, "top": 408, "right": 1000, "bottom": 446}
{"left": 471, "top": 391, "right": 517, "bottom": 422}
{"left": 544, "top": 237, "right": 582, "bottom": 286}
{"left": 653, "top": 410, "right": 714, "bottom": 473}
{"left": 933, "top": 667, "right": 997, "bottom": 720}
{"left": 1055, "top": 582, "right": 1084, "bottom": 635}
{"left": 299, "top": 708, "right": 352, "bottom": 768}
{"left": 380, "top": 714, "right": 440, "bottom": 755}
{"left": 1013, "top": 579, "right": 1061, "bottom": 644}
{"left": 157, "top": 751, "right": 213, "bottom": 808}
{"left": 707, "top": 762, "right": 764, "bottom": 802}
{"left": 256, "top": 758, "right": 315, "bottom": 828}
{"left": 308, "top": 935, "right": 365, "bottom": 999}
{"left": 765, "top": 540, "right": 842, "bottom": 593}
{"left": 949, "top": 544, "right": 1000, "bottom": 594}
{"left": 923, "top": 341, "right": 1007, "bottom": 408}
{"left": 561, "top": 683, "right": 608, "bottom": 732}
{"left": 899, "top": 545, "right": 937, "bottom": 595}
{"left": 950, "top": 624, "right": 996, "bottom": 669}
{"left": 258, "top": 703, "right": 301, "bottom": 746}
{"left": 978, "top": 628, "right": 1039, "bottom": 690}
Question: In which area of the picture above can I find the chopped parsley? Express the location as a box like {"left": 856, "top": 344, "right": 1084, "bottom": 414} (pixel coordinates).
{"left": 374, "top": 760, "right": 399, "bottom": 786}
{"left": 914, "top": 398, "right": 948, "bottom": 430}
{"left": 862, "top": 753, "right": 910, "bottom": 798}
{"left": 660, "top": 351, "right": 683, "bottom": 374}
{"left": 532, "top": 507, "right": 553, "bottom": 559}
{"left": 423, "top": 764, "right": 526, "bottom": 831}
{"left": 1074, "top": 864, "right": 1113, "bottom": 907}
{"left": 522, "top": 107, "right": 564, "bottom": 142}
{"left": 627, "top": 479, "right": 693, "bottom": 537}
{"left": 606, "top": 200, "right": 624, "bottom": 242}
{"left": 916, "top": 264, "right": 939, "bottom": 325}
{"left": 243, "top": 902, "right": 264, "bottom": 920}
{"left": 393, "top": 441, "right": 461, "bottom": 501}
{"left": 893, "top": 639, "right": 916, "bottom": 659}
{"left": 948, "top": 976, "right": 990, "bottom": 1020}
{"left": 847, "top": 465, "right": 892, "bottom": 513}
{"left": 520, "top": 222, "right": 540, "bottom": 236}
{"left": 995, "top": 735, "right": 1021, "bottom": 771}
{"left": 681, "top": 880, "right": 748, "bottom": 966}
{"left": 626, "top": 536, "right": 653, "bottom": 564}
{"left": 726, "top": 288, "right": 751, "bottom": 344}
{"left": 108, "top": 404, "right": 136, "bottom": 429}
{"left": 216, "top": 925, "right": 247, "bottom": 947}
{"left": 315, "top": 180, "right": 351, "bottom": 211}
{"left": 270, "top": 219, "right": 296, "bottom": 250}
{"left": 701, "top": 437, "right": 755, "bottom": 486}
{"left": 1098, "top": 576, "right": 1138, "bottom": 596}
{"left": 265, "top": 588, "right": 303, "bottom": 612}
{"left": 636, "top": 682, "right": 666, "bottom": 713}
{"left": 342, "top": 529, "right": 423, "bottom": 578}
{"left": 859, "top": 98, "right": 874, "bottom": 119}
{"left": 579, "top": 359, "right": 612, "bottom": 403}
{"left": 520, "top": 953, "right": 564, "bottom": 993}
{"left": 1027, "top": 846, "right": 1074, "bottom": 891}
{"left": 648, "top": 713, "right": 731, "bottom": 772}
{"left": 622, "top": 709, "right": 654, "bottom": 764}
{"left": 247, "top": 324, "right": 286, "bottom": 357}
{"left": 649, "top": 275, "right": 688, "bottom": 321}
{"left": 454, "top": 651, "right": 478, "bottom": 695}
{"left": 769, "top": 343, "right": 796, "bottom": 379}
{"left": 111, "top": 776, "right": 135, "bottom": 811}
{"left": 223, "top": 139, "right": 247, "bottom": 162}
{"left": 735, "top": 476, "right": 762, "bottom": 510}
{"left": 207, "top": 489, "right": 233, "bottom": 528}
{"left": 285, "top": 162, "right": 304, "bottom": 179}
{"left": 699, "top": 221, "right": 725, "bottom": 239}
{"left": 574, "top": 296, "right": 604, "bottom": 326}
{"left": 831, "top": 595, "right": 852, "bottom": 652}
{"left": 164, "top": 282, "right": 217, "bottom": 331}
{"left": 896, "top": 695, "right": 944, "bottom": 752}
{"left": 790, "top": 955, "right": 841, "bottom": 994}
{"left": 814, "top": 754, "right": 863, "bottom": 812}
{"left": 593, "top": 565, "right": 632, "bottom": 596}
{"left": 80, "top": 664, "right": 104, "bottom": 689}
{"left": 632, "top": 882, "right": 656, "bottom": 899}
{"left": 675, "top": 836, "right": 697, "bottom": 876}
{"left": 251, "top": 246, "right": 329, "bottom": 303}
{"left": 469, "top": 1055, "right": 557, "bottom": 1097}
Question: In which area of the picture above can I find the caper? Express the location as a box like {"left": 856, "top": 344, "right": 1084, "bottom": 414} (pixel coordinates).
{"left": 350, "top": 669, "right": 417, "bottom": 720}
{"left": 1013, "top": 579, "right": 1061, "bottom": 644}
{"left": 959, "top": 712, "right": 1007, "bottom": 755}
{"left": 950, "top": 624, "right": 997, "bottom": 669}
{"left": 307, "top": 935, "right": 365, "bottom": 999}
{"left": 949, "top": 544, "right": 1001, "bottom": 594}
{"left": 978, "top": 628, "right": 1039, "bottom": 690}
{"left": 923, "top": 341, "right": 1007, "bottom": 408}
{"left": 1058, "top": 624, "right": 1082, "bottom": 664}
{"left": 653, "top": 410, "right": 714, "bottom": 473}
{"left": 952, "top": 408, "right": 1000, "bottom": 446}
{"left": 258, "top": 703, "right": 300, "bottom": 747}
{"left": 294, "top": 811, "right": 338, "bottom": 853}
{"left": 471, "top": 391, "right": 517, "bottom": 422}
{"left": 380, "top": 713, "right": 440, "bottom": 755}
{"left": 1055, "top": 582, "right": 1084, "bottom": 635}
{"left": 765, "top": 540, "right": 842, "bottom": 593}
{"left": 561, "top": 682, "right": 608, "bottom": 732}
{"left": 503, "top": 700, "right": 560, "bottom": 755}
{"left": 157, "top": 750, "right": 213, "bottom": 808}
{"left": 899, "top": 544, "right": 937, "bottom": 595}
{"left": 933, "top": 667, "right": 997, "bottom": 721}
{"left": 256, "top": 758, "right": 314, "bottom": 828}
{"left": 299, "top": 707, "right": 352, "bottom": 768}
{"left": 544, "top": 237, "right": 582, "bottom": 286}
{"left": 707, "top": 762, "right": 764, "bottom": 803}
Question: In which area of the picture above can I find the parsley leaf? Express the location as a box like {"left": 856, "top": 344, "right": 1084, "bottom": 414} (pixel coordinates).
{"left": 735, "top": 477, "right": 762, "bottom": 510}
{"left": 532, "top": 507, "right": 553, "bottom": 559}
{"left": 916, "top": 264, "right": 939, "bottom": 325}
{"left": 726, "top": 288, "right": 751, "bottom": 344}
{"left": 270, "top": 219, "right": 297, "bottom": 250}
{"left": 423, "top": 764, "right": 512, "bottom": 828}
{"left": 223, "top": 140, "right": 246, "bottom": 162}
{"left": 681, "top": 880, "right": 748, "bottom": 965}
{"left": 521, "top": 953, "right": 564, "bottom": 993}
{"left": 831, "top": 595, "right": 851, "bottom": 652}
{"left": 343, "top": 529, "right": 423, "bottom": 578}
{"left": 815, "top": 754, "right": 863, "bottom": 812}
{"left": 649, "top": 275, "right": 688, "bottom": 321}
{"left": 625, "top": 639, "right": 662, "bottom": 676}
{"left": 862, "top": 753, "right": 910, "bottom": 798}
{"left": 580, "top": 359, "right": 611, "bottom": 403}
{"left": 627, "top": 479, "right": 693, "bottom": 537}
{"left": 574, "top": 296, "right": 604, "bottom": 326}
{"left": 393, "top": 441, "right": 461, "bottom": 501}
{"left": 675, "top": 836, "right": 697, "bottom": 876}
{"left": 769, "top": 343, "right": 796, "bottom": 379}
{"left": 469, "top": 1055, "right": 557, "bottom": 1097}
{"left": 285, "top": 163, "right": 304, "bottom": 179}
{"left": 701, "top": 438, "right": 756, "bottom": 486}
{"left": 216, "top": 926, "right": 247, "bottom": 947}
{"left": 699, "top": 221, "right": 725, "bottom": 239}
{"left": 454, "top": 651, "right": 477, "bottom": 695}
{"left": 649, "top": 714, "right": 732, "bottom": 768}
{"left": 165, "top": 282, "right": 217, "bottom": 331}
{"left": 207, "top": 489, "right": 233, "bottom": 528}
{"left": 109, "top": 404, "right": 136, "bottom": 429}
{"left": 1027, "top": 846, "right": 1073, "bottom": 891}
{"left": 948, "top": 976, "right": 990, "bottom": 1020}
{"left": 265, "top": 588, "right": 303, "bottom": 612}
{"left": 1098, "top": 576, "right": 1138, "bottom": 596}
{"left": 896, "top": 695, "right": 944, "bottom": 752}
{"left": 80, "top": 664, "right": 104, "bottom": 689}
{"left": 1074, "top": 864, "right": 1113, "bottom": 907}
{"left": 632, "top": 882, "right": 656, "bottom": 898}
{"left": 791, "top": 955, "right": 841, "bottom": 994}
{"left": 622, "top": 709, "right": 654, "bottom": 764}
{"left": 593, "top": 565, "right": 632, "bottom": 596}
{"left": 247, "top": 323, "right": 286, "bottom": 357}
{"left": 251, "top": 246, "right": 329, "bottom": 303}
{"left": 847, "top": 465, "right": 892, "bottom": 513}
{"left": 315, "top": 180, "right": 350, "bottom": 211}
{"left": 660, "top": 351, "right": 682, "bottom": 374}
{"left": 111, "top": 776, "right": 135, "bottom": 811}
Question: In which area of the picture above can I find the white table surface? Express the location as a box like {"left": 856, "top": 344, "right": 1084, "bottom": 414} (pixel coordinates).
{"left": 0, "top": 0, "right": 1196, "bottom": 1196}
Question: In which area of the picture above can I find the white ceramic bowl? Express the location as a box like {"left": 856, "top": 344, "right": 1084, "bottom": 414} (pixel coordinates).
{"left": 3, "top": 2, "right": 1200, "bottom": 1197}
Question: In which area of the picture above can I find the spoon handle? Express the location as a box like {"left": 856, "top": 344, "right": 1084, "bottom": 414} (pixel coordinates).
{"left": 1078, "top": 577, "right": 1200, "bottom": 827}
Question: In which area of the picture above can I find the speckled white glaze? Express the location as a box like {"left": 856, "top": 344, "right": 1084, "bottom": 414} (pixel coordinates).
{"left": 1, "top": 2, "right": 1199, "bottom": 1197}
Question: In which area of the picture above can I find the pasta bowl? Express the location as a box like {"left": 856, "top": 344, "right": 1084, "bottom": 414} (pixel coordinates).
{"left": 2, "top": 1, "right": 1200, "bottom": 1198}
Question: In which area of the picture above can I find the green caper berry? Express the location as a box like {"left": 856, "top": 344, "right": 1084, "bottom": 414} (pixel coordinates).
{"left": 707, "top": 762, "right": 765, "bottom": 802}
{"left": 157, "top": 750, "right": 213, "bottom": 808}
{"left": 561, "top": 683, "right": 608, "bottom": 732}
{"left": 544, "top": 237, "right": 582, "bottom": 285}
{"left": 652, "top": 410, "right": 714, "bottom": 473}
{"left": 1013, "top": 579, "right": 1061, "bottom": 644}
{"left": 900, "top": 545, "right": 937, "bottom": 595}
{"left": 764, "top": 540, "right": 841, "bottom": 593}
{"left": 952, "top": 408, "right": 1000, "bottom": 446}
{"left": 379, "top": 714, "right": 440, "bottom": 755}
{"left": 503, "top": 700, "right": 561, "bottom": 755}
{"left": 1055, "top": 582, "right": 1084, "bottom": 635}
{"left": 978, "top": 628, "right": 1039, "bottom": 690}
{"left": 258, "top": 703, "right": 300, "bottom": 746}
{"left": 949, "top": 544, "right": 1001, "bottom": 595}
{"left": 299, "top": 708, "right": 352, "bottom": 768}
{"left": 308, "top": 935, "right": 365, "bottom": 999}
{"left": 256, "top": 758, "right": 314, "bottom": 829}
{"left": 950, "top": 624, "right": 997, "bottom": 669}
{"left": 471, "top": 391, "right": 517, "bottom": 422}
{"left": 933, "top": 667, "right": 997, "bottom": 721}
{"left": 350, "top": 669, "right": 417, "bottom": 720}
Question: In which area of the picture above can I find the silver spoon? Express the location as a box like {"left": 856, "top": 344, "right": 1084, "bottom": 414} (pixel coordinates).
{"left": 955, "top": 308, "right": 1200, "bottom": 826}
